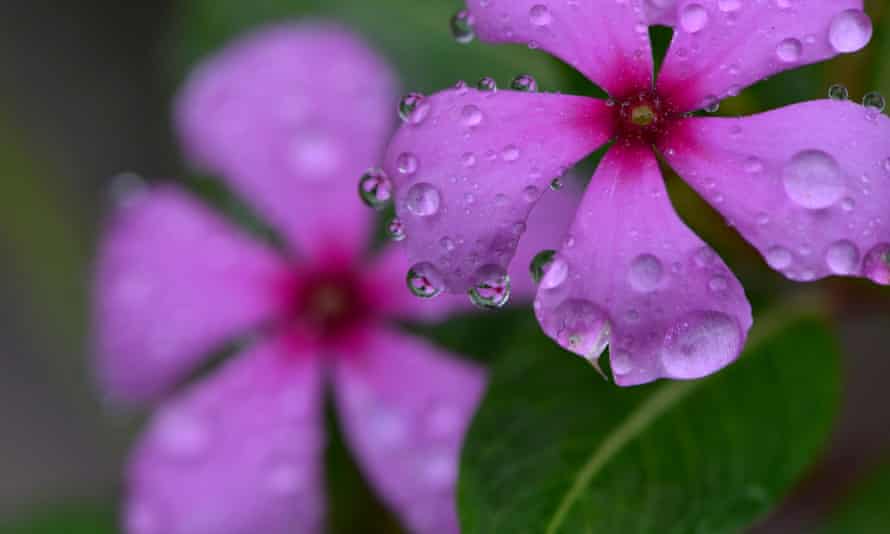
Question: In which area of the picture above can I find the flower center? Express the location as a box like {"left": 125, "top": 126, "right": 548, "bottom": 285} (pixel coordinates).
{"left": 290, "top": 270, "right": 369, "bottom": 340}
{"left": 614, "top": 91, "right": 673, "bottom": 147}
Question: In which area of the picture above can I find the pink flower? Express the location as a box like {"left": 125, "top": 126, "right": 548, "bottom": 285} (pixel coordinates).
{"left": 93, "top": 23, "right": 575, "bottom": 534}
{"left": 384, "top": 1, "right": 889, "bottom": 386}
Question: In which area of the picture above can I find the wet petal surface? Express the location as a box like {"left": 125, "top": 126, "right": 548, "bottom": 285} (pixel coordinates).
{"left": 662, "top": 100, "right": 890, "bottom": 285}
{"left": 125, "top": 338, "right": 325, "bottom": 534}
{"left": 333, "top": 328, "right": 485, "bottom": 534}
{"left": 94, "top": 186, "right": 289, "bottom": 403}
{"left": 535, "top": 146, "right": 752, "bottom": 386}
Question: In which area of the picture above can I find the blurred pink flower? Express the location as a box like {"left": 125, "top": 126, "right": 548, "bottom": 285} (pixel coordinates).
{"left": 93, "top": 22, "right": 576, "bottom": 534}
{"left": 384, "top": 1, "right": 890, "bottom": 386}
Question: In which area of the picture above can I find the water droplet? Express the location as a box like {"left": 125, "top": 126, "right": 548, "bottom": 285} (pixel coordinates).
{"left": 154, "top": 411, "right": 210, "bottom": 460}
{"left": 550, "top": 178, "right": 563, "bottom": 191}
{"left": 766, "top": 246, "right": 793, "bottom": 270}
{"left": 398, "top": 93, "right": 430, "bottom": 124}
{"left": 782, "top": 150, "right": 845, "bottom": 209}
{"left": 396, "top": 152, "right": 418, "bottom": 175}
{"left": 550, "top": 299, "right": 611, "bottom": 363}
{"left": 628, "top": 254, "right": 664, "bottom": 292}
{"left": 841, "top": 197, "right": 856, "bottom": 212}
{"left": 405, "top": 183, "right": 441, "bottom": 217}
{"left": 450, "top": 9, "right": 476, "bottom": 44}
{"left": 461, "top": 105, "right": 483, "bottom": 127}
{"left": 662, "top": 311, "right": 741, "bottom": 379}
{"left": 387, "top": 218, "right": 406, "bottom": 241}
{"left": 461, "top": 152, "right": 477, "bottom": 167}
{"left": 828, "top": 83, "right": 849, "bottom": 100}
{"left": 610, "top": 351, "right": 633, "bottom": 375}
{"left": 502, "top": 145, "right": 521, "bottom": 161}
{"left": 708, "top": 275, "right": 729, "bottom": 294}
{"left": 703, "top": 95, "right": 720, "bottom": 113}
{"left": 522, "top": 185, "right": 541, "bottom": 202}
{"left": 776, "top": 38, "right": 802, "bottom": 63}
{"left": 744, "top": 157, "right": 764, "bottom": 174}
{"left": 680, "top": 3, "right": 709, "bottom": 33}
{"left": 825, "top": 240, "right": 860, "bottom": 275}
{"left": 440, "top": 236, "right": 455, "bottom": 251}
{"left": 529, "top": 4, "right": 552, "bottom": 26}
{"left": 828, "top": 9, "right": 872, "bottom": 53}
{"left": 862, "top": 91, "right": 886, "bottom": 112}
{"left": 530, "top": 249, "right": 556, "bottom": 284}
{"left": 717, "top": 0, "right": 741, "bottom": 12}
{"left": 862, "top": 243, "right": 890, "bottom": 285}
{"left": 407, "top": 262, "right": 445, "bottom": 298}
{"left": 510, "top": 74, "right": 538, "bottom": 92}
{"left": 358, "top": 168, "right": 393, "bottom": 210}
{"left": 468, "top": 264, "right": 511, "bottom": 309}
{"left": 477, "top": 77, "right": 498, "bottom": 92}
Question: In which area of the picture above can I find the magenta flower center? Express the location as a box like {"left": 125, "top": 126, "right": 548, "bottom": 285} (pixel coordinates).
{"left": 288, "top": 268, "right": 370, "bottom": 340}
{"left": 614, "top": 90, "right": 674, "bottom": 147}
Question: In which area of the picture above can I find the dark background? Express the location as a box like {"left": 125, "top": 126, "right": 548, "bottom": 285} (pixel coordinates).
{"left": 1, "top": 1, "right": 888, "bottom": 532}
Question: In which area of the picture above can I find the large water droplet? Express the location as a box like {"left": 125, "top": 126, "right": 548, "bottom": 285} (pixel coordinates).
{"left": 862, "top": 243, "right": 890, "bottom": 285}
{"left": 477, "top": 77, "right": 498, "bottom": 92}
{"left": 863, "top": 91, "right": 886, "bottom": 113}
{"left": 550, "top": 299, "right": 612, "bottom": 363}
{"left": 405, "top": 183, "right": 441, "bottom": 217}
{"left": 529, "top": 4, "right": 552, "bottom": 26}
{"left": 510, "top": 73, "right": 538, "bottom": 92}
{"left": 399, "top": 93, "right": 430, "bottom": 124}
{"left": 358, "top": 168, "right": 392, "bottom": 210}
{"left": 407, "top": 262, "right": 445, "bottom": 298}
{"left": 396, "top": 152, "right": 419, "bottom": 175}
{"left": 468, "top": 264, "right": 511, "bottom": 310}
{"left": 829, "top": 9, "right": 873, "bottom": 53}
{"left": 628, "top": 254, "right": 664, "bottom": 292}
{"left": 530, "top": 249, "right": 556, "bottom": 284}
{"left": 680, "top": 3, "right": 709, "bottom": 33}
{"left": 776, "top": 38, "right": 802, "bottom": 63}
{"left": 387, "top": 217, "right": 406, "bottom": 241}
{"left": 828, "top": 84, "right": 849, "bottom": 100}
{"left": 450, "top": 9, "right": 476, "bottom": 44}
{"left": 825, "top": 240, "right": 860, "bottom": 275}
{"left": 782, "top": 150, "right": 845, "bottom": 209}
{"left": 662, "top": 311, "right": 741, "bottom": 379}
{"left": 766, "top": 246, "right": 793, "bottom": 270}
{"left": 550, "top": 178, "right": 563, "bottom": 191}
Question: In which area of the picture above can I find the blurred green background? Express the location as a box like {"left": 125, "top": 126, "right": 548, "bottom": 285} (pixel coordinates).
{"left": 1, "top": 1, "right": 888, "bottom": 532}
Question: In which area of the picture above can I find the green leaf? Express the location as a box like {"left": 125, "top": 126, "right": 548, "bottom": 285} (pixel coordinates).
{"left": 819, "top": 459, "right": 890, "bottom": 533}
{"left": 458, "top": 299, "right": 840, "bottom": 533}
{"left": 0, "top": 503, "right": 116, "bottom": 534}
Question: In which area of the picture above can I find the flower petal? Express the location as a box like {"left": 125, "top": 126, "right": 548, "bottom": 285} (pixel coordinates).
{"left": 175, "top": 22, "right": 397, "bottom": 258}
{"left": 332, "top": 328, "right": 485, "bottom": 534}
{"left": 465, "top": 0, "right": 653, "bottom": 96}
{"left": 535, "top": 146, "right": 753, "bottom": 386}
{"left": 124, "top": 338, "right": 325, "bottom": 534}
{"left": 661, "top": 100, "right": 890, "bottom": 285}
{"left": 94, "top": 186, "right": 289, "bottom": 403}
{"left": 657, "top": 0, "right": 871, "bottom": 112}
{"left": 383, "top": 89, "right": 612, "bottom": 294}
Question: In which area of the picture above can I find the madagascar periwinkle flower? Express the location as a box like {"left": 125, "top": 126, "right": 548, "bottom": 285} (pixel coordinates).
{"left": 93, "top": 23, "right": 575, "bottom": 534}
{"left": 383, "top": 1, "right": 890, "bottom": 386}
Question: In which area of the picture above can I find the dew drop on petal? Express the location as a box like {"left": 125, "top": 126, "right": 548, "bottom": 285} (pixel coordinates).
{"left": 776, "top": 38, "right": 802, "bottom": 62}
{"left": 358, "top": 168, "right": 392, "bottom": 210}
{"left": 680, "top": 3, "right": 709, "bottom": 33}
{"left": 450, "top": 9, "right": 476, "bottom": 44}
{"left": 399, "top": 93, "right": 430, "bottom": 124}
{"left": 501, "top": 144, "right": 521, "bottom": 162}
{"left": 154, "top": 411, "right": 210, "bottom": 460}
{"left": 609, "top": 350, "right": 633, "bottom": 375}
{"left": 628, "top": 254, "right": 664, "bottom": 292}
{"left": 461, "top": 105, "right": 483, "bottom": 127}
{"left": 550, "top": 178, "right": 564, "bottom": 191}
{"left": 862, "top": 243, "right": 890, "bottom": 285}
{"left": 387, "top": 217, "right": 406, "bottom": 241}
{"left": 529, "top": 249, "right": 556, "bottom": 284}
{"left": 510, "top": 73, "right": 538, "bottom": 92}
{"left": 825, "top": 240, "right": 860, "bottom": 275}
{"left": 477, "top": 77, "right": 498, "bottom": 92}
{"left": 468, "top": 264, "right": 511, "bottom": 310}
{"left": 708, "top": 275, "right": 729, "bottom": 294}
{"left": 782, "top": 150, "right": 845, "bottom": 209}
{"left": 549, "top": 299, "right": 612, "bottom": 363}
{"left": 717, "top": 0, "right": 741, "bottom": 12}
{"left": 405, "top": 183, "right": 441, "bottom": 217}
{"left": 828, "top": 83, "right": 849, "bottom": 100}
{"left": 828, "top": 9, "right": 873, "bottom": 54}
{"left": 862, "top": 91, "right": 886, "bottom": 113}
{"left": 661, "top": 311, "right": 741, "bottom": 379}
{"left": 396, "top": 152, "right": 419, "bottom": 175}
{"left": 766, "top": 246, "right": 793, "bottom": 270}
{"left": 529, "top": 4, "right": 552, "bottom": 26}
{"left": 406, "top": 262, "right": 445, "bottom": 298}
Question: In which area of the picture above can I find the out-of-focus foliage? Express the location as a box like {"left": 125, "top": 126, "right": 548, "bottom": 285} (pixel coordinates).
{"left": 820, "top": 459, "right": 890, "bottom": 533}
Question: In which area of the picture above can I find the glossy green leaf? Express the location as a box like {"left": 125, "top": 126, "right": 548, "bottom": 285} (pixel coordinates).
{"left": 459, "top": 302, "right": 840, "bottom": 533}
{"left": 820, "top": 459, "right": 890, "bottom": 533}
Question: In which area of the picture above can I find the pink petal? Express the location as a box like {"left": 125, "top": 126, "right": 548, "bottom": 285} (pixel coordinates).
{"left": 94, "top": 186, "right": 289, "bottom": 403}
{"left": 332, "top": 327, "right": 485, "bottom": 534}
{"left": 175, "top": 22, "right": 397, "bottom": 259}
{"left": 661, "top": 100, "right": 890, "bottom": 285}
{"left": 383, "top": 89, "right": 612, "bottom": 294}
{"left": 465, "top": 0, "right": 653, "bottom": 96}
{"left": 657, "top": 1, "right": 871, "bottom": 112}
{"left": 535, "top": 146, "right": 752, "bottom": 386}
{"left": 124, "top": 338, "right": 325, "bottom": 534}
